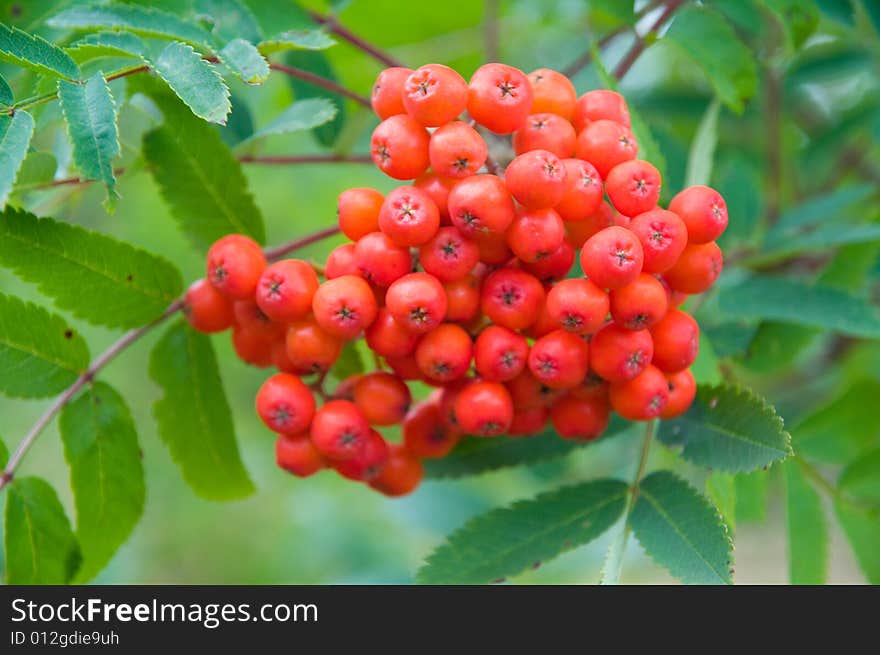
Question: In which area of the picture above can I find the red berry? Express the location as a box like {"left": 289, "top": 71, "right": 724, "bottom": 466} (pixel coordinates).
{"left": 528, "top": 329, "right": 590, "bottom": 390}
{"left": 419, "top": 226, "right": 480, "bottom": 282}
{"left": 443, "top": 274, "right": 481, "bottom": 324}
{"left": 271, "top": 338, "right": 300, "bottom": 374}
{"left": 507, "top": 207, "right": 565, "bottom": 263}
{"left": 605, "top": 159, "right": 661, "bottom": 218}
{"left": 555, "top": 158, "right": 603, "bottom": 222}
{"left": 575, "top": 119, "right": 637, "bottom": 178}
{"left": 354, "top": 231, "right": 412, "bottom": 287}
{"left": 525, "top": 301, "right": 559, "bottom": 339}
{"left": 184, "top": 278, "right": 235, "bottom": 333}
{"left": 512, "top": 113, "right": 577, "bottom": 158}
{"left": 589, "top": 323, "right": 653, "bottom": 382}
{"left": 650, "top": 309, "right": 699, "bottom": 373}
{"left": 669, "top": 185, "right": 728, "bottom": 244}
{"left": 480, "top": 267, "right": 545, "bottom": 330}
{"left": 285, "top": 318, "right": 343, "bottom": 374}
{"left": 580, "top": 226, "right": 644, "bottom": 289}
{"left": 364, "top": 307, "right": 420, "bottom": 358}
{"left": 276, "top": 433, "right": 325, "bottom": 477}
{"left": 506, "top": 369, "right": 562, "bottom": 409}
{"left": 522, "top": 240, "right": 576, "bottom": 283}
{"left": 378, "top": 185, "right": 440, "bottom": 247}
{"left": 403, "top": 64, "right": 468, "bottom": 127}
{"left": 231, "top": 325, "right": 274, "bottom": 367}
{"left": 385, "top": 272, "right": 448, "bottom": 334}
{"left": 508, "top": 405, "right": 550, "bottom": 435}
{"left": 609, "top": 273, "right": 669, "bottom": 330}
{"left": 664, "top": 241, "right": 723, "bottom": 294}
{"left": 467, "top": 63, "right": 533, "bottom": 134}
{"left": 371, "top": 115, "right": 430, "bottom": 180}
{"left": 352, "top": 372, "right": 412, "bottom": 426}
{"left": 206, "top": 234, "right": 266, "bottom": 300}
{"left": 310, "top": 399, "right": 370, "bottom": 461}
{"left": 256, "top": 373, "right": 316, "bottom": 435}
{"left": 528, "top": 68, "right": 577, "bottom": 120}
{"left": 661, "top": 368, "right": 697, "bottom": 419}
{"left": 383, "top": 354, "right": 424, "bottom": 381}
{"left": 475, "top": 233, "right": 514, "bottom": 265}
{"left": 415, "top": 323, "right": 473, "bottom": 382}
{"left": 312, "top": 275, "right": 378, "bottom": 340}
{"left": 629, "top": 208, "right": 688, "bottom": 274}
{"left": 474, "top": 325, "right": 529, "bottom": 382}
{"left": 609, "top": 365, "right": 669, "bottom": 420}
{"left": 550, "top": 393, "right": 610, "bottom": 440}
{"left": 414, "top": 172, "right": 457, "bottom": 223}
{"left": 545, "top": 278, "right": 609, "bottom": 335}
{"left": 233, "top": 299, "right": 283, "bottom": 339}
{"left": 369, "top": 444, "right": 423, "bottom": 496}
{"left": 403, "top": 400, "right": 461, "bottom": 459}
{"left": 338, "top": 187, "right": 383, "bottom": 241}
{"left": 573, "top": 89, "right": 631, "bottom": 133}
{"left": 255, "top": 259, "right": 319, "bottom": 324}
{"left": 448, "top": 174, "right": 516, "bottom": 238}
{"left": 505, "top": 149, "right": 567, "bottom": 209}
{"left": 454, "top": 380, "right": 514, "bottom": 436}
{"left": 565, "top": 201, "right": 615, "bottom": 247}
{"left": 428, "top": 121, "right": 487, "bottom": 178}
{"left": 335, "top": 429, "right": 390, "bottom": 481}
{"left": 371, "top": 66, "right": 412, "bottom": 119}
{"left": 325, "top": 243, "right": 359, "bottom": 279}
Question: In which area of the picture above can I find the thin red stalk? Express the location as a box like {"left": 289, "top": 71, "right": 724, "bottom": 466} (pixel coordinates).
{"left": 269, "top": 62, "right": 371, "bottom": 108}
{"left": 613, "top": 0, "right": 683, "bottom": 81}
{"left": 308, "top": 10, "right": 405, "bottom": 68}
{"left": 239, "top": 154, "right": 372, "bottom": 165}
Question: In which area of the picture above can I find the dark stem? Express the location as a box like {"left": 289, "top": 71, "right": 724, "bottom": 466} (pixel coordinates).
{"left": 264, "top": 226, "right": 341, "bottom": 260}
{"left": 238, "top": 153, "right": 372, "bottom": 165}
{"left": 765, "top": 67, "right": 783, "bottom": 221}
{"left": 308, "top": 10, "right": 405, "bottom": 68}
{"left": 269, "top": 63, "right": 372, "bottom": 108}
{"left": 613, "top": 0, "right": 683, "bottom": 81}
{"left": 484, "top": 0, "right": 500, "bottom": 62}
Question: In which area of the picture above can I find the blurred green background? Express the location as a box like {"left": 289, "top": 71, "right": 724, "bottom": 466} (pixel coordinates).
{"left": 1, "top": 0, "right": 878, "bottom": 583}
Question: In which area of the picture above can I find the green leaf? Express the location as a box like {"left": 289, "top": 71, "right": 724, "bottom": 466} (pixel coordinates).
{"left": 219, "top": 38, "right": 269, "bottom": 85}
{"left": 663, "top": 5, "right": 758, "bottom": 112}
{"left": 0, "top": 293, "right": 88, "bottom": 398}
{"left": 838, "top": 449, "right": 880, "bottom": 506}
{"left": 835, "top": 500, "right": 880, "bottom": 584}
{"left": 258, "top": 30, "right": 336, "bottom": 55}
{"left": 142, "top": 92, "right": 265, "bottom": 249}
{"left": 417, "top": 479, "right": 628, "bottom": 584}
{"left": 59, "top": 382, "right": 145, "bottom": 583}
{"left": 749, "top": 223, "right": 880, "bottom": 266}
{"left": 706, "top": 472, "right": 736, "bottom": 531}
{"left": 284, "top": 50, "right": 345, "bottom": 148}
{"left": 0, "top": 22, "right": 80, "bottom": 82}
{"left": 741, "top": 321, "right": 817, "bottom": 372}
{"left": 684, "top": 98, "right": 720, "bottom": 187}
{"left": 13, "top": 151, "right": 57, "bottom": 190}
{"left": 816, "top": 0, "right": 855, "bottom": 24}
{"left": 244, "top": 97, "right": 338, "bottom": 143}
{"left": 784, "top": 459, "right": 827, "bottom": 584}
{"left": 714, "top": 152, "right": 763, "bottom": 249}
{"left": 331, "top": 339, "right": 365, "bottom": 382}
{"left": 0, "top": 71, "right": 11, "bottom": 106}
{"left": 194, "top": 0, "right": 263, "bottom": 44}
{"left": 217, "top": 92, "right": 254, "bottom": 147}
{"left": 794, "top": 379, "right": 880, "bottom": 464}
{"left": 761, "top": 0, "right": 819, "bottom": 49}
{"left": 0, "top": 436, "right": 7, "bottom": 469}
{"left": 658, "top": 384, "right": 792, "bottom": 473}
{"left": 424, "top": 417, "right": 631, "bottom": 479}
{"left": 717, "top": 275, "right": 880, "bottom": 339}
{"left": 58, "top": 71, "right": 121, "bottom": 210}
{"left": 690, "top": 331, "right": 722, "bottom": 385}
{"left": 735, "top": 469, "right": 770, "bottom": 523}
{"left": 48, "top": 3, "right": 214, "bottom": 48}
{"left": 766, "top": 184, "right": 874, "bottom": 239}
{"left": 67, "top": 31, "right": 147, "bottom": 62}
{"left": 0, "top": 110, "right": 35, "bottom": 207}
{"left": 630, "top": 471, "right": 734, "bottom": 584}
{"left": 4, "top": 476, "right": 80, "bottom": 584}
{"left": 148, "top": 41, "right": 231, "bottom": 125}
{"left": 149, "top": 321, "right": 254, "bottom": 500}
{"left": 0, "top": 208, "right": 183, "bottom": 329}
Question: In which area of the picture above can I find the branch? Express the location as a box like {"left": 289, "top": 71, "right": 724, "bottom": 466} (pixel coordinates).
{"left": 269, "top": 62, "right": 372, "bottom": 108}
{"left": 308, "top": 10, "right": 405, "bottom": 68}
{"left": 599, "top": 419, "right": 656, "bottom": 585}
{"left": 765, "top": 67, "right": 783, "bottom": 222}
{"left": 613, "top": 0, "right": 683, "bottom": 81}
{"left": 484, "top": 0, "right": 500, "bottom": 62}
{"left": 0, "top": 226, "right": 342, "bottom": 494}
{"left": 238, "top": 153, "right": 372, "bottom": 165}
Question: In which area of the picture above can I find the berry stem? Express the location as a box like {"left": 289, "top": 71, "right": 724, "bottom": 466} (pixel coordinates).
{"left": 765, "top": 66, "right": 783, "bottom": 222}
{"left": 238, "top": 153, "right": 373, "bottom": 165}
{"left": 484, "top": 0, "right": 500, "bottom": 62}
{"left": 307, "top": 10, "right": 406, "bottom": 68}
{"left": 0, "top": 226, "right": 342, "bottom": 495}
{"left": 613, "top": 0, "right": 683, "bottom": 81}
{"left": 599, "top": 419, "right": 656, "bottom": 585}
{"left": 268, "top": 63, "right": 372, "bottom": 108}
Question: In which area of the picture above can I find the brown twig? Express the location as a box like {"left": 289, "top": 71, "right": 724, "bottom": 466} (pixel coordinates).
{"left": 269, "top": 62, "right": 372, "bottom": 108}
{"left": 238, "top": 153, "right": 372, "bottom": 165}
{"left": 0, "top": 226, "right": 342, "bottom": 494}
{"left": 484, "top": 0, "right": 500, "bottom": 62}
{"left": 765, "top": 67, "right": 783, "bottom": 222}
{"left": 613, "top": 0, "right": 683, "bottom": 81}
{"left": 308, "top": 10, "right": 405, "bottom": 68}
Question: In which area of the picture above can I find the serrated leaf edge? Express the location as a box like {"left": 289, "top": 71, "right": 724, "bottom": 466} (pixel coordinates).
{"left": 0, "top": 23, "right": 81, "bottom": 82}
{"left": 148, "top": 41, "right": 231, "bottom": 125}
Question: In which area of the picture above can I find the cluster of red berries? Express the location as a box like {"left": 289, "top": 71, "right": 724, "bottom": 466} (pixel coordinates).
{"left": 183, "top": 62, "right": 727, "bottom": 497}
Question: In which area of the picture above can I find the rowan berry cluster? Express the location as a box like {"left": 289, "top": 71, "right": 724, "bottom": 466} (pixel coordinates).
{"left": 183, "top": 62, "right": 726, "bottom": 497}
